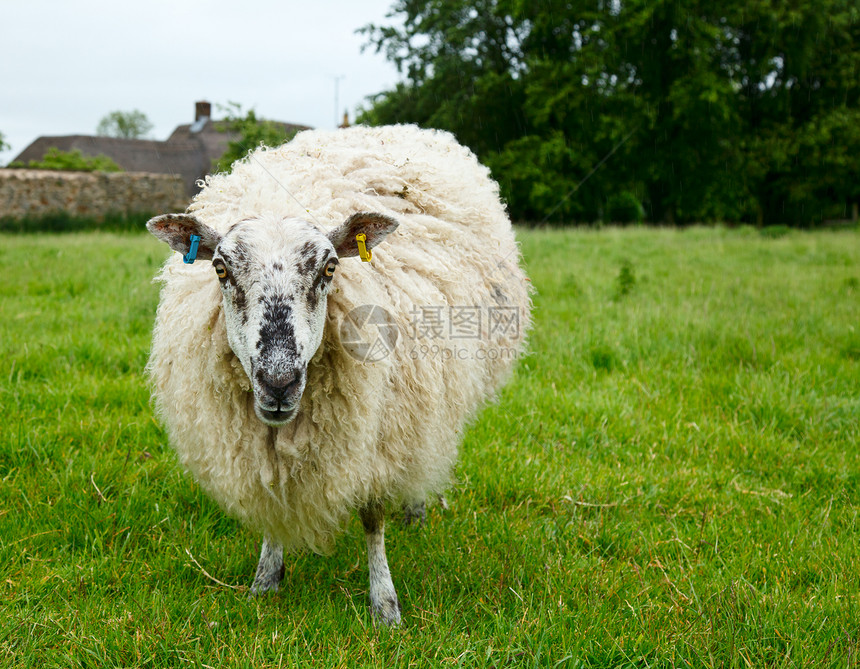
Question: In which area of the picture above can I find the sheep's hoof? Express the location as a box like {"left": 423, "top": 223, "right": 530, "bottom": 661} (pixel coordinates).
{"left": 371, "top": 594, "right": 402, "bottom": 627}
{"left": 248, "top": 564, "right": 285, "bottom": 598}
{"left": 248, "top": 580, "right": 279, "bottom": 597}
{"left": 402, "top": 501, "right": 426, "bottom": 527}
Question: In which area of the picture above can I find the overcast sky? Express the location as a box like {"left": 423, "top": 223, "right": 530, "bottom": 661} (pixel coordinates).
{"left": 0, "top": 0, "right": 403, "bottom": 164}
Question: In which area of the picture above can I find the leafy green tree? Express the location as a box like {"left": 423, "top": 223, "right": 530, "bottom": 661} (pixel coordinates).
{"left": 360, "top": 0, "right": 748, "bottom": 222}
{"left": 9, "top": 147, "right": 122, "bottom": 172}
{"left": 736, "top": 0, "right": 860, "bottom": 224}
{"left": 584, "top": 0, "right": 751, "bottom": 223}
{"left": 360, "top": 0, "right": 528, "bottom": 158}
{"left": 96, "top": 110, "right": 154, "bottom": 139}
{"left": 214, "top": 103, "right": 298, "bottom": 173}
{"left": 0, "top": 131, "right": 9, "bottom": 153}
{"left": 361, "top": 0, "right": 860, "bottom": 225}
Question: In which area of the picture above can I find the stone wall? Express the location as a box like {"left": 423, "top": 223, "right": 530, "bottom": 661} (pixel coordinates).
{"left": 0, "top": 169, "right": 187, "bottom": 220}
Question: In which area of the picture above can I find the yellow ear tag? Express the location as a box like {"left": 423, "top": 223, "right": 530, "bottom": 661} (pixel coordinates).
{"left": 356, "top": 233, "right": 372, "bottom": 262}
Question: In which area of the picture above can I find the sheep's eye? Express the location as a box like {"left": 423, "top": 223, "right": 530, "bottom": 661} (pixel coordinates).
{"left": 214, "top": 263, "right": 228, "bottom": 280}
{"left": 324, "top": 260, "right": 337, "bottom": 277}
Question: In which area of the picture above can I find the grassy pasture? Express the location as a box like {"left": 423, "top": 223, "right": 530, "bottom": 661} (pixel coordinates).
{"left": 0, "top": 226, "right": 858, "bottom": 667}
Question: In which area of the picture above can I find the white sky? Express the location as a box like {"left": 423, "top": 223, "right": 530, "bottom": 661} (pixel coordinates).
{"left": 0, "top": 0, "right": 403, "bottom": 164}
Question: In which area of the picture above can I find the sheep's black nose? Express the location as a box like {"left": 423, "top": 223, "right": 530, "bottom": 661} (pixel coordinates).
{"left": 257, "top": 368, "right": 302, "bottom": 401}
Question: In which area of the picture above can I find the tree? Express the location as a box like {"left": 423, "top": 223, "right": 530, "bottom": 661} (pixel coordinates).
{"left": 360, "top": 0, "right": 748, "bottom": 222}
{"left": 735, "top": 0, "right": 860, "bottom": 224}
{"left": 359, "top": 0, "right": 528, "bottom": 158}
{"left": 96, "top": 110, "right": 154, "bottom": 139}
{"left": 0, "top": 131, "right": 8, "bottom": 153}
{"left": 360, "top": 0, "right": 860, "bottom": 225}
{"left": 213, "top": 102, "right": 298, "bottom": 173}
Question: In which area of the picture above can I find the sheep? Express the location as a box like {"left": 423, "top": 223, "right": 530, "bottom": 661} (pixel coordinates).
{"left": 146, "top": 124, "right": 531, "bottom": 626}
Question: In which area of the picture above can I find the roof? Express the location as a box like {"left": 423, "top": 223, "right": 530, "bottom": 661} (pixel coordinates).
{"left": 11, "top": 117, "right": 312, "bottom": 198}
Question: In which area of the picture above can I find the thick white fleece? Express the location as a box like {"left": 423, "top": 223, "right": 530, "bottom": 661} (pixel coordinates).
{"left": 148, "top": 124, "right": 531, "bottom": 553}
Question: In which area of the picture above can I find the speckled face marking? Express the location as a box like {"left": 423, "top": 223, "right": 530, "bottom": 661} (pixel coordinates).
{"left": 146, "top": 210, "right": 399, "bottom": 427}
{"left": 211, "top": 216, "right": 338, "bottom": 425}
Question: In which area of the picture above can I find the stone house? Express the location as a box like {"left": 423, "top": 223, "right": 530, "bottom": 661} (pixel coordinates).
{"left": 11, "top": 102, "right": 310, "bottom": 196}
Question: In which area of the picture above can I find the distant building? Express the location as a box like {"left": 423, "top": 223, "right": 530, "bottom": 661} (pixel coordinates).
{"left": 11, "top": 101, "right": 310, "bottom": 196}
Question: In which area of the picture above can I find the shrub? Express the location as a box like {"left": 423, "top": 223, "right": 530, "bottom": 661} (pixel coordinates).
{"left": 760, "top": 224, "right": 792, "bottom": 239}
{"left": 0, "top": 211, "right": 152, "bottom": 233}
{"left": 9, "top": 148, "right": 122, "bottom": 173}
{"left": 606, "top": 191, "right": 645, "bottom": 224}
{"left": 214, "top": 103, "right": 297, "bottom": 174}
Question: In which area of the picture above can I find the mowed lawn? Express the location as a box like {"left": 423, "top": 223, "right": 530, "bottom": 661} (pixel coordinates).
{"left": 0, "top": 226, "right": 857, "bottom": 667}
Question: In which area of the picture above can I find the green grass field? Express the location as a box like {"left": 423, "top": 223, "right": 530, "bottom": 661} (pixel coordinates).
{"left": 1, "top": 226, "right": 858, "bottom": 667}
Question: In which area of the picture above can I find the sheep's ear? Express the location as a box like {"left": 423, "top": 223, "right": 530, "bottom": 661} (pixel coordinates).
{"left": 328, "top": 212, "right": 399, "bottom": 258}
{"left": 146, "top": 214, "right": 222, "bottom": 261}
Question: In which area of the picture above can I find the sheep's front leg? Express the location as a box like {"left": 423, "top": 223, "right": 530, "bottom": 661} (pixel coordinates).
{"left": 358, "top": 501, "right": 401, "bottom": 626}
{"left": 249, "top": 536, "right": 284, "bottom": 596}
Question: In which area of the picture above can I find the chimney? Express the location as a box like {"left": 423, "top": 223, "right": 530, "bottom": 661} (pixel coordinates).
{"left": 195, "top": 101, "right": 211, "bottom": 121}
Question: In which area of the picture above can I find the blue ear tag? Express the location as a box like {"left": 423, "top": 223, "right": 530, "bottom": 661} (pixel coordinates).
{"left": 183, "top": 234, "right": 201, "bottom": 264}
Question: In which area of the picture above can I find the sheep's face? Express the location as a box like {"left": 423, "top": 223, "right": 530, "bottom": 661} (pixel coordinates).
{"left": 147, "top": 211, "right": 399, "bottom": 426}
{"left": 213, "top": 216, "right": 337, "bottom": 425}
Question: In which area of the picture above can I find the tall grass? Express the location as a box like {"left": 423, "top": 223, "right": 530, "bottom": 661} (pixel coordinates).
{"left": 0, "top": 227, "right": 857, "bottom": 667}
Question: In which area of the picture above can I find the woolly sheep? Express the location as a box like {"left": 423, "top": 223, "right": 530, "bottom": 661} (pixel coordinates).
{"left": 146, "top": 124, "right": 531, "bottom": 625}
